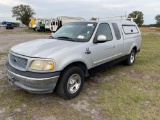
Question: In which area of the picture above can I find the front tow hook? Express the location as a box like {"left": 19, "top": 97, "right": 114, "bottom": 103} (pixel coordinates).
{"left": 7, "top": 75, "right": 16, "bottom": 85}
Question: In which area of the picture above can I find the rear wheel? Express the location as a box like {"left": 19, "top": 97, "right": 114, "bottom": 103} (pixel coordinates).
{"left": 56, "top": 66, "right": 84, "bottom": 100}
{"left": 124, "top": 49, "right": 136, "bottom": 66}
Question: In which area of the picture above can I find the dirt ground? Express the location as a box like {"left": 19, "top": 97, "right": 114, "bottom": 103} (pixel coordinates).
{"left": 0, "top": 27, "right": 160, "bottom": 120}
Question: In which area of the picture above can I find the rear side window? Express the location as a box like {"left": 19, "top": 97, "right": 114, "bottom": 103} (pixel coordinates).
{"left": 122, "top": 25, "right": 139, "bottom": 34}
{"left": 112, "top": 23, "right": 121, "bottom": 40}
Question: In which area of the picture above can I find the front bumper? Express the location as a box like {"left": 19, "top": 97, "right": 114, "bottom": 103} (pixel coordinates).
{"left": 5, "top": 62, "right": 60, "bottom": 93}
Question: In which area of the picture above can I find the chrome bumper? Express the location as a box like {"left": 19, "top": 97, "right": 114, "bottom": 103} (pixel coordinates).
{"left": 5, "top": 62, "right": 60, "bottom": 93}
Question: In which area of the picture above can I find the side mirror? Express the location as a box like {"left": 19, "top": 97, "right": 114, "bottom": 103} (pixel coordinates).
{"left": 97, "top": 35, "right": 107, "bottom": 42}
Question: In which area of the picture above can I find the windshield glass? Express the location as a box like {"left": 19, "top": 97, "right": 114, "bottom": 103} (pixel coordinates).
{"left": 52, "top": 22, "right": 97, "bottom": 42}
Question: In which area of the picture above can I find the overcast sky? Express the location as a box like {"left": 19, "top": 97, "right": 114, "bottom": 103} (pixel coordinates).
{"left": 0, "top": 0, "right": 160, "bottom": 24}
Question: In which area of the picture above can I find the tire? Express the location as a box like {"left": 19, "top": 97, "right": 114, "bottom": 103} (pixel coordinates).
{"left": 124, "top": 49, "right": 136, "bottom": 66}
{"left": 56, "top": 66, "right": 84, "bottom": 100}
{"left": 34, "top": 27, "right": 38, "bottom": 31}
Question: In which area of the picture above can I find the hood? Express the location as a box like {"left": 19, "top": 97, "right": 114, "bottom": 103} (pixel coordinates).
{"left": 11, "top": 39, "right": 81, "bottom": 58}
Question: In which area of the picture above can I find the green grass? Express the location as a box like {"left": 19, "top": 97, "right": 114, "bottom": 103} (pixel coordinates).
{"left": 0, "top": 52, "right": 8, "bottom": 57}
{"left": 0, "top": 31, "right": 160, "bottom": 119}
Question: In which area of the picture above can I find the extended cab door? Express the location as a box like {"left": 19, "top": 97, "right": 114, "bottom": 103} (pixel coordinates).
{"left": 111, "top": 23, "right": 124, "bottom": 58}
{"left": 91, "top": 23, "right": 117, "bottom": 67}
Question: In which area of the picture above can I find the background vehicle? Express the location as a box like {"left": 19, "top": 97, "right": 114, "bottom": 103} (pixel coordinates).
{"left": 6, "top": 23, "right": 14, "bottom": 29}
{"left": 29, "top": 16, "right": 85, "bottom": 32}
{"left": 29, "top": 18, "right": 36, "bottom": 29}
{"left": 50, "top": 16, "right": 85, "bottom": 32}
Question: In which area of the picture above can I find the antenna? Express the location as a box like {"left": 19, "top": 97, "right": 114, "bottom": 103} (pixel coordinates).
{"left": 125, "top": 11, "right": 127, "bottom": 17}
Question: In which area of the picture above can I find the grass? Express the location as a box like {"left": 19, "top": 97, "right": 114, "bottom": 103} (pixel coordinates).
{"left": 0, "top": 52, "right": 8, "bottom": 57}
{"left": 92, "top": 31, "right": 160, "bottom": 119}
{"left": 0, "top": 29, "right": 160, "bottom": 119}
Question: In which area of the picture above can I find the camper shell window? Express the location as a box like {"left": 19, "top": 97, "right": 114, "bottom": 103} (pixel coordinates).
{"left": 122, "top": 25, "right": 139, "bottom": 35}
{"left": 112, "top": 23, "right": 121, "bottom": 40}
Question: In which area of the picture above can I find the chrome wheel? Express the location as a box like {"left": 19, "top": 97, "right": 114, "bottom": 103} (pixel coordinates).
{"left": 67, "top": 74, "right": 81, "bottom": 94}
{"left": 130, "top": 52, "right": 135, "bottom": 64}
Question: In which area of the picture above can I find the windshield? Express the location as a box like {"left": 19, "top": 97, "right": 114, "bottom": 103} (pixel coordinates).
{"left": 52, "top": 22, "right": 97, "bottom": 42}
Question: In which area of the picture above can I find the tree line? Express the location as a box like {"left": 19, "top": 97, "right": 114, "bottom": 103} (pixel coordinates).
{"left": 12, "top": 4, "right": 160, "bottom": 27}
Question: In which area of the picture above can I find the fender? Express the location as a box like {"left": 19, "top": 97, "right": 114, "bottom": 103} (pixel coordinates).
{"left": 56, "top": 53, "right": 91, "bottom": 71}
{"left": 128, "top": 43, "right": 137, "bottom": 54}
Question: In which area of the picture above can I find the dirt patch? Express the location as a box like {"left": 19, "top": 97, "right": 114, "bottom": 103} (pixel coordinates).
{"left": 70, "top": 100, "right": 90, "bottom": 112}
{"left": 0, "top": 108, "right": 6, "bottom": 118}
{"left": 91, "top": 108, "right": 104, "bottom": 120}
{"left": 0, "top": 28, "right": 49, "bottom": 52}
{"left": 39, "top": 116, "right": 57, "bottom": 120}
{"left": 120, "top": 69, "right": 160, "bottom": 81}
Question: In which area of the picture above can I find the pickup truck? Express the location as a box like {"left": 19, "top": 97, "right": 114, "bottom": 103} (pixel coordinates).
{"left": 5, "top": 20, "right": 142, "bottom": 99}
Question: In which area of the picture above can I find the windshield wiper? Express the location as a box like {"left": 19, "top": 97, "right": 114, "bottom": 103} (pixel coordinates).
{"left": 57, "top": 36, "right": 77, "bottom": 42}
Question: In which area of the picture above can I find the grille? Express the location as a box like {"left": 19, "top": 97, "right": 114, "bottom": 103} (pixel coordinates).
{"left": 9, "top": 53, "right": 28, "bottom": 70}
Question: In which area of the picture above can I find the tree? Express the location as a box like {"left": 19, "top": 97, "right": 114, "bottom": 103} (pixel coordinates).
{"left": 12, "top": 4, "right": 35, "bottom": 26}
{"left": 128, "top": 11, "right": 144, "bottom": 26}
{"left": 155, "top": 15, "right": 160, "bottom": 26}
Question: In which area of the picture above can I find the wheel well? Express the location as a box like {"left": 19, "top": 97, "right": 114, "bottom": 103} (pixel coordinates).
{"left": 133, "top": 46, "right": 137, "bottom": 53}
{"left": 61, "top": 62, "right": 89, "bottom": 77}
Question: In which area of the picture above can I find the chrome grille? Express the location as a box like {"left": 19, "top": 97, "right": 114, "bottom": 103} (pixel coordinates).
{"left": 9, "top": 53, "right": 28, "bottom": 70}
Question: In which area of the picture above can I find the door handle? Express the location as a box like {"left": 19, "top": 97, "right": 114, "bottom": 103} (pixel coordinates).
{"left": 105, "top": 46, "right": 116, "bottom": 50}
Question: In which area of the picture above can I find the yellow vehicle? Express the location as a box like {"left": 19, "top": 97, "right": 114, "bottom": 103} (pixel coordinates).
{"left": 29, "top": 19, "right": 36, "bottom": 29}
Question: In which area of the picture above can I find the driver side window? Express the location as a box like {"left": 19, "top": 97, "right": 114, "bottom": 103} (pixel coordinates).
{"left": 96, "top": 23, "right": 113, "bottom": 41}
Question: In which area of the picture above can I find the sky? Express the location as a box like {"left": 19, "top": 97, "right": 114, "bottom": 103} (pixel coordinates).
{"left": 0, "top": 0, "right": 160, "bottom": 24}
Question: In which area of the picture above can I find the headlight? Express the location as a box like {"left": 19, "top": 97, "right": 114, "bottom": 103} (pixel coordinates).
{"left": 30, "top": 60, "right": 55, "bottom": 71}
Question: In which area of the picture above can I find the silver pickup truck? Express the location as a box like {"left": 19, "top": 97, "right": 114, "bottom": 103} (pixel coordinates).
{"left": 5, "top": 20, "right": 142, "bottom": 99}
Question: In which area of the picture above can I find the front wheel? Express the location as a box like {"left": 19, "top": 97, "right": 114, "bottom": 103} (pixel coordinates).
{"left": 124, "top": 49, "right": 136, "bottom": 66}
{"left": 56, "top": 66, "right": 84, "bottom": 100}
